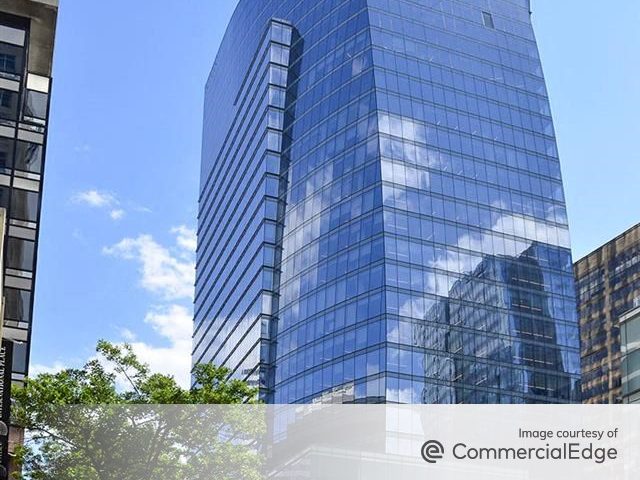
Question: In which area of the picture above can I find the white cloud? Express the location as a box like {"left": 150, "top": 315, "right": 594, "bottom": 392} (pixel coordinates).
{"left": 127, "top": 304, "right": 193, "bottom": 388}
{"left": 144, "top": 304, "right": 192, "bottom": 345}
{"left": 171, "top": 226, "right": 197, "bottom": 253}
{"left": 103, "top": 228, "right": 196, "bottom": 387}
{"left": 73, "top": 189, "right": 117, "bottom": 208}
{"left": 30, "top": 306, "right": 192, "bottom": 388}
{"left": 110, "top": 209, "right": 125, "bottom": 220}
{"left": 120, "top": 328, "right": 137, "bottom": 342}
{"left": 103, "top": 227, "right": 196, "bottom": 301}
{"left": 29, "top": 361, "right": 68, "bottom": 376}
{"left": 32, "top": 227, "right": 197, "bottom": 388}
{"left": 133, "top": 204, "right": 153, "bottom": 214}
{"left": 430, "top": 208, "right": 571, "bottom": 276}
{"left": 73, "top": 189, "right": 126, "bottom": 221}
{"left": 71, "top": 228, "right": 87, "bottom": 243}
{"left": 74, "top": 144, "right": 91, "bottom": 154}
{"left": 102, "top": 306, "right": 192, "bottom": 388}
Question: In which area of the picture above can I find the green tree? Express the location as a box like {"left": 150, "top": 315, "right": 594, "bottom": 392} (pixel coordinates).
{"left": 11, "top": 340, "right": 263, "bottom": 480}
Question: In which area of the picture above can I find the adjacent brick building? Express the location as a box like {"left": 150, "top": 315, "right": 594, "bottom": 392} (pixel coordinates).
{"left": 575, "top": 223, "right": 640, "bottom": 403}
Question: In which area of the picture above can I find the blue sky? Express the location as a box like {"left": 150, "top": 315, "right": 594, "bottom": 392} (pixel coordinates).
{"left": 30, "top": 1, "right": 640, "bottom": 381}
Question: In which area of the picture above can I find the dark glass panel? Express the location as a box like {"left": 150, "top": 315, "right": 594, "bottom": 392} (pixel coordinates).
{"left": 4, "top": 287, "right": 31, "bottom": 321}
{"left": 24, "top": 90, "right": 48, "bottom": 120}
{"left": 6, "top": 237, "right": 35, "bottom": 271}
{"left": 0, "top": 42, "right": 24, "bottom": 75}
{"left": 11, "top": 189, "right": 39, "bottom": 222}
{"left": 14, "top": 141, "right": 42, "bottom": 173}
{"left": 0, "top": 88, "right": 17, "bottom": 120}
{"left": 0, "top": 135, "right": 13, "bottom": 170}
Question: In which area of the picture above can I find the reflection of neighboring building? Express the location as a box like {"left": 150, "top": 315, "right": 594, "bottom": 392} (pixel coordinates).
{"left": 423, "top": 243, "right": 580, "bottom": 403}
{"left": 575, "top": 223, "right": 640, "bottom": 403}
{"left": 620, "top": 304, "right": 640, "bottom": 404}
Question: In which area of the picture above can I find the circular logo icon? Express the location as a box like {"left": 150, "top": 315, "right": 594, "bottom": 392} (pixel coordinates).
{"left": 421, "top": 440, "right": 445, "bottom": 464}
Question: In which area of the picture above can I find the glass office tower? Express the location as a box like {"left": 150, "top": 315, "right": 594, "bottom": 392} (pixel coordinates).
{"left": 194, "top": 0, "right": 581, "bottom": 404}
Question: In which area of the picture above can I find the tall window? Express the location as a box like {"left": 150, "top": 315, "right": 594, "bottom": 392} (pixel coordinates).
{"left": 0, "top": 52, "right": 15, "bottom": 73}
{"left": 482, "top": 11, "right": 495, "bottom": 29}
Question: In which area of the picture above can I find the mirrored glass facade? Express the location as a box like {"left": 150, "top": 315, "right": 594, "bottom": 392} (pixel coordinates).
{"left": 195, "top": 0, "right": 580, "bottom": 403}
